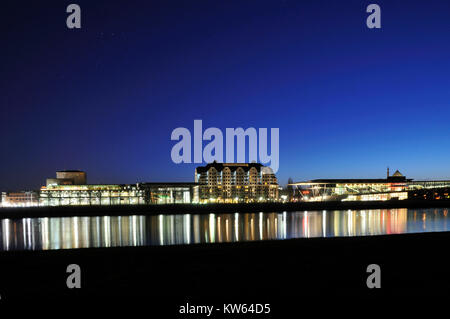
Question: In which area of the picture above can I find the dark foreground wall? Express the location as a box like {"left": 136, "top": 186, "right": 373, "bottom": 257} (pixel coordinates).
{"left": 0, "top": 231, "right": 449, "bottom": 310}
{"left": 1, "top": 199, "right": 450, "bottom": 218}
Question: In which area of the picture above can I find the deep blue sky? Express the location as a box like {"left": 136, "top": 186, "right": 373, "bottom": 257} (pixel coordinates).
{"left": 2, "top": 0, "right": 450, "bottom": 190}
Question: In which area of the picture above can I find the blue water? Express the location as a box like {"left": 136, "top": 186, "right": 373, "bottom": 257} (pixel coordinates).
{"left": 0, "top": 208, "right": 448, "bottom": 251}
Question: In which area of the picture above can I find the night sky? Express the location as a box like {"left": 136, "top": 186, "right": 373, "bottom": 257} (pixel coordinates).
{"left": 2, "top": 0, "right": 450, "bottom": 191}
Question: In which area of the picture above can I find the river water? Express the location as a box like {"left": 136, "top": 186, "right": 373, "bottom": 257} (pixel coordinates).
{"left": 0, "top": 208, "right": 449, "bottom": 251}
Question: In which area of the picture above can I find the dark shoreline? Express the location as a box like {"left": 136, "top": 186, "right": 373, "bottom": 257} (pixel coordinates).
{"left": 1, "top": 199, "right": 450, "bottom": 218}
{"left": 1, "top": 231, "right": 449, "bottom": 305}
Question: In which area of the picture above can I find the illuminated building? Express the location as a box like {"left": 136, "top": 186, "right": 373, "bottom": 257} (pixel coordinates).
{"left": 1, "top": 191, "right": 39, "bottom": 207}
{"left": 39, "top": 183, "right": 198, "bottom": 206}
{"left": 291, "top": 169, "right": 450, "bottom": 202}
{"left": 140, "top": 183, "right": 198, "bottom": 204}
{"left": 39, "top": 184, "right": 147, "bottom": 206}
{"left": 46, "top": 170, "right": 87, "bottom": 186}
{"left": 195, "top": 162, "right": 279, "bottom": 203}
{"left": 39, "top": 171, "right": 198, "bottom": 206}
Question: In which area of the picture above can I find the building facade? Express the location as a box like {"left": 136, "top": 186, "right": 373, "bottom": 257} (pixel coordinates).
{"left": 39, "top": 184, "right": 146, "bottom": 206}
{"left": 46, "top": 170, "right": 87, "bottom": 186}
{"left": 38, "top": 171, "right": 198, "bottom": 206}
{"left": 140, "top": 183, "right": 198, "bottom": 204}
{"left": 1, "top": 191, "right": 39, "bottom": 207}
{"left": 195, "top": 162, "right": 279, "bottom": 203}
{"left": 291, "top": 169, "right": 450, "bottom": 202}
{"left": 39, "top": 183, "right": 198, "bottom": 206}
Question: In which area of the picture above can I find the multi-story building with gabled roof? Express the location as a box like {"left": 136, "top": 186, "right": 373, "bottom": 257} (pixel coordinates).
{"left": 195, "top": 161, "right": 279, "bottom": 203}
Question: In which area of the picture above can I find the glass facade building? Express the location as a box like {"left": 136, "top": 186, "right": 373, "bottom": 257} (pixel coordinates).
{"left": 37, "top": 172, "right": 199, "bottom": 206}
{"left": 39, "top": 184, "right": 147, "bottom": 206}
{"left": 291, "top": 170, "right": 450, "bottom": 202}
{"left": 1, "top": 191, "right": 39, "bottom": 207}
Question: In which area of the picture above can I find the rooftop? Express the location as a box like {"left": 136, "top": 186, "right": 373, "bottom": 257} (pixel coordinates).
{"left": 196, "top": 161, "right": 265, "bottom": 173}
{"left": 56, "top": 170, "right": 85, "bottom": 173}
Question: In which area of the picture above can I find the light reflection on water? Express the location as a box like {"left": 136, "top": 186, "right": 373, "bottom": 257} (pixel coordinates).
{"left": 0, "top": 208, "right": 449, "bottom": 251}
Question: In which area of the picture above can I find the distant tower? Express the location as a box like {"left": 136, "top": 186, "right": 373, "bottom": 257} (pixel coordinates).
{"left": 387, "top": 167, "right": 390, "bottom": 178}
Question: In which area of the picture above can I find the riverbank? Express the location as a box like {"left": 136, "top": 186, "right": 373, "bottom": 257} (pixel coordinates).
{"left": 0, "top": 231, "right": 448, "bottom": 306}
{"left": 1, "top": 199, "right": 450, "bottom": 218}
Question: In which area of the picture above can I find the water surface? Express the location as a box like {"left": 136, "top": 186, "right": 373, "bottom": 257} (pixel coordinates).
{"left": 1, "top": 208, "right": 449, "bottom": 251}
